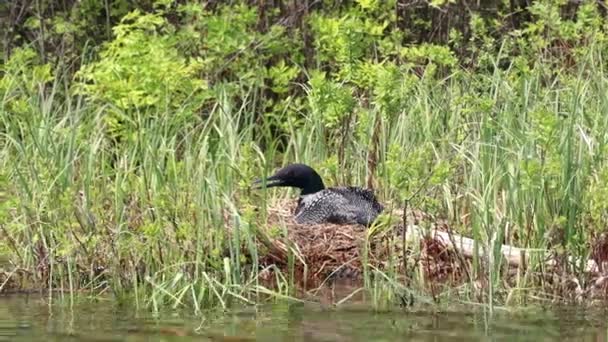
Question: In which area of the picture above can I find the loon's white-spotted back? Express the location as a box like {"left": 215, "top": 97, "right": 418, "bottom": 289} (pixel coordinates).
{"left": 252, "top": 163, "right": 383, "bottom": 226}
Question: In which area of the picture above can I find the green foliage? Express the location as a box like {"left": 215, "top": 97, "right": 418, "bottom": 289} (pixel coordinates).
{"left": 310, "top": 12, "right": 388, "bottom": 65}
{"left": 354, "top": 61, "right": 412, "bottom": 118}
{"left": 385, "top": 142, "right": 451, "bottom": 212}
{"left": 1, "top": 47, "right": 54, "bottom": 98}
{"left": 585, "top": 166, "right": 608, "bottom": 232}
{"left": 4, "top": 0, "right": 608, "bottom": 312}
{"left": 400, "top": 44, "right": 457, "bottom": 67}
{"left": 75, "top": 9, "right": 209, "bottom": 141}
{"left": 268, "top": 60, "right": 299, "bottom": 95}
{"left": 308, "top": 70, "right": 355, "bottom": 128}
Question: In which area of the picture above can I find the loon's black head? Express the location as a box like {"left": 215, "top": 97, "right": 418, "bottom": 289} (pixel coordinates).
{"left": 252, "top": 163, "right": 325, "bottom": 195}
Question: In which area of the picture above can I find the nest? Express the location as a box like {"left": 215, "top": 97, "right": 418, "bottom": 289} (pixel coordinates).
{"left": 255, "top": 199, "right": 464, "bottom": 288}
{"left": 257, "top": 201, "right": 366, "bottom": 284}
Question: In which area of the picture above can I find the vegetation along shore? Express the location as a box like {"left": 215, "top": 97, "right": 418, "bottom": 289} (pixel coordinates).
{"left": 2, "top": 0, "right": 608, "bottom": 313}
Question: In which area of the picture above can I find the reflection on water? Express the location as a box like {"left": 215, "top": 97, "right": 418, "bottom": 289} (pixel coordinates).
{"left": 0, "top": 294, "right": 607, "bottom": 341}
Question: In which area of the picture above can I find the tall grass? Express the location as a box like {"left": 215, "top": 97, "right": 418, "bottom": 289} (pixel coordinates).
{"left": 2, "top": 40, "right": 608, "bottom": 312}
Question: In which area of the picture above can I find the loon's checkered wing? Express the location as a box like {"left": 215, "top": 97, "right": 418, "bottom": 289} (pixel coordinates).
{"left": 294, "top": 187, "right": 383, "bottom": 226}
{"left": 331, "top": 187, "right": 384, "bottom": 212}
{"left": 294, "top": 190, "right": 349, "bottom": 224}
{"left": 330, "top": 187, "right": 384, "bottom": 225}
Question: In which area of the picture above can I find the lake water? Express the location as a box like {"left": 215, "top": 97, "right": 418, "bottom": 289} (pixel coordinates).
{"left": 1, "top": 294, "right": 606, "bottom": 341}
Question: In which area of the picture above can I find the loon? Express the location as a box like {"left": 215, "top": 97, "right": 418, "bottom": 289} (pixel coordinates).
{"left": 252, "top": 163, "right": 384, "bottom": 226}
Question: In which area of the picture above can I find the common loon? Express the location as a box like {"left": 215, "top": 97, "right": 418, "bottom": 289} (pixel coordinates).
{"left": 253, "top": 163, "right": 384, "bottom": 226}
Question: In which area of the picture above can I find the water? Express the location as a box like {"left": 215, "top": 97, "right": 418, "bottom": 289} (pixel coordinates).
{"left": 1, "top": 294, "right": 606, "bottom": 341}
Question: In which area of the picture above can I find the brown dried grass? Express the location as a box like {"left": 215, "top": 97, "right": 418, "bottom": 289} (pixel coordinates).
{"left": 257, "top": 200, "right": 367, "bottom": 286}
{"left": 255, "top": 199, "right": 466, "bottom": 289}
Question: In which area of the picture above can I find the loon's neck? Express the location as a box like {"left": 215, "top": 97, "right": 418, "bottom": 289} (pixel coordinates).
{"left": 299, "top": 179, "right": 325, "bottom": 196}
{"left": 300, "top": 188, "right": 322, "bottom": 196}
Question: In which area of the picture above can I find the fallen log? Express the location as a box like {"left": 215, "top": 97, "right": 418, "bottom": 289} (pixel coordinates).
{"left": 403, "top": 224, "right": 600, "bottom": 274}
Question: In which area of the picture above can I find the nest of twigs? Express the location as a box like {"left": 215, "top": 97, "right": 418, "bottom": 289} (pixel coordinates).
{"left": 257, "top": 201, "right": 367, "bottom": 283}
{"left": 255, "top": 199, "right": 465, "bottom": 288}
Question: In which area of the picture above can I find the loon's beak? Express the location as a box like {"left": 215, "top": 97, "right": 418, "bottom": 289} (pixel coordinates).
{"left": 251, "top": 175, "right": 285, "bottom": 189}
